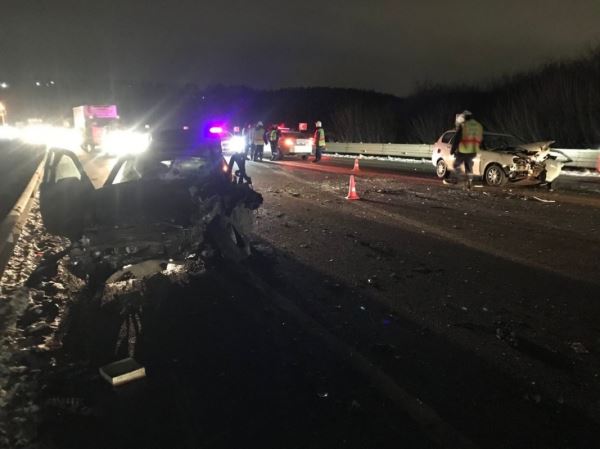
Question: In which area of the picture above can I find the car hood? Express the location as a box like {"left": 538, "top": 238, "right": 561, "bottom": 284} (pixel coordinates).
{"left": 518, "top": 141, "right": 555, "bottom": 153}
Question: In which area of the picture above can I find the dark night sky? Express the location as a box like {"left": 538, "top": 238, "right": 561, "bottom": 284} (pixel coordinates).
{"left": 1, "top": 0, "right": 599, "bottom": 96}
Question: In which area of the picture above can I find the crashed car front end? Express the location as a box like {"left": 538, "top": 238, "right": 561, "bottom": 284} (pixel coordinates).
{"left": 39, "top": 137, "right": 263, "bottom": 285}
{"left": 494, "top": 141, "right": 565, "bottom": 183}
{"left": 68, "top": 178, "right": 262, "bottom": 283}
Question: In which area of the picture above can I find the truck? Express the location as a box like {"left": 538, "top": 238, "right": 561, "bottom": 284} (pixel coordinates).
{"left": 73, "top": 105, "right": 119, "bottom": 152}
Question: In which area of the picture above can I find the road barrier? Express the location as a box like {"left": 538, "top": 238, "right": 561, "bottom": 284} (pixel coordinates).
{"left": 326, "top": 143, "right": 599, "bottom": 169}
{"left": 0, "top": 156, "right": 46, "bottom": 280}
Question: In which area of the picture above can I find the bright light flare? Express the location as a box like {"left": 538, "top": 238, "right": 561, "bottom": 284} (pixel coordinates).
{"left": 20, "top": 124, "right": 81, "bottom": 149}
{"left": 0, "top": 126, "right": 20, "bottom": 140}
{"left": 102, "top": 130, "right": 151, "bottom": 156}
{"left": 229, "top": 135, "right": 246, "bottom": 153}
{"left": 209, "top": 126, "right": 223, "bottom": 134}
{"left": 284, "top": 138, "right": 294, "bottom": 146}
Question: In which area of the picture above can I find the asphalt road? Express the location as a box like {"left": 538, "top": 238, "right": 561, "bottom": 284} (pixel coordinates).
{"left": 0, "top": 140, "right": 44, "bottom": 219}
{"left": 31, "top": 151, "right": 600, "bottom": 449}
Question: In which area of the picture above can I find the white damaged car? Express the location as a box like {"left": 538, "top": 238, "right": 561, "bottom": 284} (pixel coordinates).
{"left": 431, "top": 131, "right": 570, "bottom": 186}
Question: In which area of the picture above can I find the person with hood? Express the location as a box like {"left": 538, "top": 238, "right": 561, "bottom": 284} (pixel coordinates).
{"left": 312, "top": 120, "right": 326, "bottom": 163}
{"left": 269, "top": 124, "right": 281, "bottom": 160}
{"left": 445, "top": 110, "right": 483, "bottom": 189}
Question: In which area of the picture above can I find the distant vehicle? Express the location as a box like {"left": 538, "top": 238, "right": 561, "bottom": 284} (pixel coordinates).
{"left": 39, "top": 128, "right": 262, "bottom": 285}
{"left": 73, "top": 105, "right": 119, "bottom": 152}
{"left": 220, "top": 131, "right": 246, "bottom": 154}
{"left": 431, "top": 130, "right": 569, "bottom": 186}
{"left": 268, "top": 128, "right": 313, "bottom": 160}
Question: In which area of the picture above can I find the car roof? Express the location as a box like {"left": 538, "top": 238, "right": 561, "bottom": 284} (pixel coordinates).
{"left": 443, "top": 130, "right": 513, "bottom": 137}
{"left": 145, "top": 129, "right": 222, "bottom": 159}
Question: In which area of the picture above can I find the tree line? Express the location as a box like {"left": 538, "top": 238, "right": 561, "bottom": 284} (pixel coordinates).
{"left": 2, "top": 46, "right": 598, "bottom": 148}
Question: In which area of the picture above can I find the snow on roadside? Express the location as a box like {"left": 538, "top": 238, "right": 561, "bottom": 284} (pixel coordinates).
{"left": 328, "top": 153, "right": 430, "bottom": 164}
{"left": 0, "top": 199, "right": 67, "bottom": 448}
{"left": 562, "top": 168, "right": 600, "bottom": 178}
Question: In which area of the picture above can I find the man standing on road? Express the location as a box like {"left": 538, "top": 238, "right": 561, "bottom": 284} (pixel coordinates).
{"left": 228, "top": 152, "right": 252, "bottom": 185}
{"left": 269, "top": 124, "right": 280, "bottom": 161}
{"left": 252, "top": 121, "right": 266, "bottom": 161}
{"left": 312, "top": 121, "right": 326, "bottom": 163}
{"left": 445, "top": 110, "right": 483, "bottom": 189}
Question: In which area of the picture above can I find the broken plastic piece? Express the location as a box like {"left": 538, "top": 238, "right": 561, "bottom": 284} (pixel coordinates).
{"left": 99, "top": 357, "right": 146, "bottom": 386}
{"left": 532, "top": 196, "right": 556, "bottom": 203}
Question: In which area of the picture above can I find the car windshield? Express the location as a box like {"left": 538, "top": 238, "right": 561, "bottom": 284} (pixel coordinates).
{"left": 483, "top": 133, "right": 525, "bottom": 150}
{"left": 135, "top": 156, "right": 215, "bottom": 180}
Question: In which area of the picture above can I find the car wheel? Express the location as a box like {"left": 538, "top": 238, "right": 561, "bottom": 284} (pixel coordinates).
{"left": 206, "top": 207, "right": 253, "bottom": 262}
{"left": 484, "top": 164, "right": 507, "bottom": 186}
{"left": 435, "top": 159, "right": 448, "bottom": 179}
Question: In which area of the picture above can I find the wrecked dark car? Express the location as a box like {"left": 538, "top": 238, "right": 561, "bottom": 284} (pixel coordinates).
{"left": 39, "top": 129, "right": 262, "bottom": 284}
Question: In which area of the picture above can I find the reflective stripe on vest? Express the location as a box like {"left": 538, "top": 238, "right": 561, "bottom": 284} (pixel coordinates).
{"left": 253, "top": 127, "right": 265, "bottom": 144}
{"left": 269, "top": 130, "right": 278, "bottom": 141}
{"left": 314, "top": 128, "right": 326, "bottom": 147}
{"left": 458, "top": 120, "right": 483, "bottom": 154}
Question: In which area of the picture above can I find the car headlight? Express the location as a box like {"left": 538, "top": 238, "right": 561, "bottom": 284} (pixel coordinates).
{"left": 229, "top": 136, "right": 246, "bottom": 153}
{"left": 102, "top": 130, "right": 151, "bottom": 156}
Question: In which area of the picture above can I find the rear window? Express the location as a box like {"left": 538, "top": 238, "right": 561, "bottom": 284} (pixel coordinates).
{"left": 441, "top": 132, "right": 455, "bottom": 144}
{"left": 282, "top": 132, "right": 310, "bottom": 139}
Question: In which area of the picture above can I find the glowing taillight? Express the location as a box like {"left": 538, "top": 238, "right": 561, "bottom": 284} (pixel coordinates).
{"left": 284, "top": 138, "right": 294, "bottom": 146}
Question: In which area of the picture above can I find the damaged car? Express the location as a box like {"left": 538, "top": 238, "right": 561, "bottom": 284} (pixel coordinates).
{"left": 431, "top": 131, "right": 570, "bottom": 186}
{"left": 39, "top": 128, "right": 263, "bottom": 285}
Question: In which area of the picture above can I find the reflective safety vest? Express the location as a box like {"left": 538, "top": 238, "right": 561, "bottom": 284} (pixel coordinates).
{"left": 458, "top": 119, "right": 483, "bottom": 154}
{"left": 314, "top": 128, "right": 326, "bottom": 147}
{"left": 269, "top": 130, "right": 278, "bottom": 141}
{"left": 253, "top": 127, "right": 265, "bottom": 144}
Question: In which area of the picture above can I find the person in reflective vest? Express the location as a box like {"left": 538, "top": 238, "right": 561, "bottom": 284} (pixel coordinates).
{"left": 447, "top": 110, "right": 483, "bottom": 189}
{"left": 312, "top": 121, "right": 326, "bottom": 163}
{"left": 252, "top": 121, "right": 266, "bottom": 161}
{"left": 269, "top": 124, "right": 281, "bottom": 161}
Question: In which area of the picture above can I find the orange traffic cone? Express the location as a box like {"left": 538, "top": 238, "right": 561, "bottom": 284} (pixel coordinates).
{"left": 346, "top": 175, "right": 360, "bottom": 200}
{"left": 352, "top": 158, "right": 360, "bottom": 172}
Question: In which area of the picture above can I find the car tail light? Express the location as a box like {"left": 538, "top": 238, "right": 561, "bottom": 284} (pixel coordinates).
{"left": 284, "top": 138, "right": 294, "bottom": 146}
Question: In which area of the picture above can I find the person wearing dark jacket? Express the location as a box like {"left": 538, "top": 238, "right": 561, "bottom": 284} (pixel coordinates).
{"left": 268, "top": 124, "right": 281, "bottom": 160}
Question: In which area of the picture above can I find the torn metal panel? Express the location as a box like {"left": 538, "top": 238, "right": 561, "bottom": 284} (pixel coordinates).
{"left": 39, "top": 133, "right": 263, "bottom": 285}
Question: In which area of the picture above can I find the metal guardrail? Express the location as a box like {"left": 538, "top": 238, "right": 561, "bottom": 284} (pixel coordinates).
{"left": 326, "top": 143, "right": 599, "bottom": 169}
{"left": 0, "top": 156, "right": 46, "bottom": 280}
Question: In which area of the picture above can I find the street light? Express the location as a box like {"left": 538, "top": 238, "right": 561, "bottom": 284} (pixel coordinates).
{"left": 0, "top": 102, "right": 6, "bottom": 125}
{"left": 0, "top": 82, "right": 8, "bottom": 89}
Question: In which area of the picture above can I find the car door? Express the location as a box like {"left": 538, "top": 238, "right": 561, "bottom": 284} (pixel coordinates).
{"left": 39, "top": 149, "right": 95, "bottom": 239}
{"left": 440, "top": 131, "right": 455, "bottom": 167}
